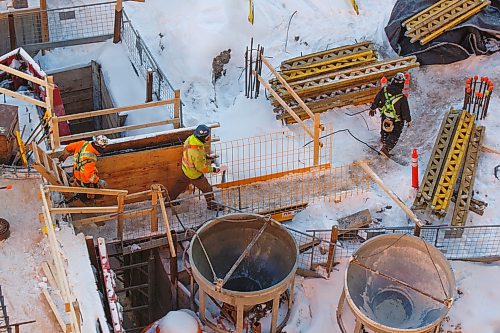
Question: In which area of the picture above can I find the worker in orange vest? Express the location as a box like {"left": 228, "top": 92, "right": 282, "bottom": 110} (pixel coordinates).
{"left": 58, "top": 135, "right": 108, "bottom": 189}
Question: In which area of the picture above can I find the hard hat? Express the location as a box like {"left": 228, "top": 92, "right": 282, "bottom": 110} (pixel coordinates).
{"left": 390, "top": 72, "right": 405, "bottom": 85}
{"left": 92, "top": 135, "right": 109, "bottom": 149}
{"left": 156, "top": 310, "right": 201, "bottom": 333}
{"left": 194, "top": 124, "right": 210, "bottom": 140}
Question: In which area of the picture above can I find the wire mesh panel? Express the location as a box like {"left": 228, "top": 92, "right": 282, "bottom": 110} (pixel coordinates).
{"left": 3, "top": 2, "right": 115, "bottom": 49}
{"left": 45, "top": 2, "right": 115, "bottom": 43}
{"left": 210, "top": 126, "right": 334, "bottom": 183}
{"left": 121, "top": 10, "right": 175, "bottom": 103}
{"left": 0, "top": 285, "right": 11, "bottom": 333}
{"left": 310, "top": 225, "right": 500, "bottom": 261}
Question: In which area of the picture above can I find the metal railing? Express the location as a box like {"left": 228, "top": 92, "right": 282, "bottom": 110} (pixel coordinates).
{"left": 0, "top": 2, "right": 115, "bottom": 53}
{"left": 309, "top": 224, "right": 500, "bottom": 261}
{"left": 121, "top": 10, "right": 176, "bottom": 103}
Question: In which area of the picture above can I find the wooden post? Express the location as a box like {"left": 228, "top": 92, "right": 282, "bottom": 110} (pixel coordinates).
{"left": 255, "top": 71, "right": 314, "bottom": 139}
{"left": 173, "top": 89, "right": 181, "bottom": 129}
{"left": 326, "top": 226, "right": 338, "bottom": 278}
{"left": 358, "top": 161, "right": 423, "bottom": 228}
{"left": 150, "top": 186, "right": 159, "bottom": 232}
{"left": 40, "top": 0, "right": 49, "bottom": 43}
{"left": 313, "top": 113, "right": 323, "bottom": 166}
{"left": 8, "top": 14, "right": 17, "bottom": 51}
{"left": 46, "top": 76, "right": 59, "bottom": 150}
{"left": 261, "top": 56, "right": 315, "bottom": 120}
{"left": 157, "top": 191, "right": 177, "bottom": 257}
{"left": 146, "top": 68, "right": 153, "bottom": 103}
{"left": 117, "top": 194, "right": 125, "bottom": 240}
{"left": 169, "top": 231, "right": 179, "bottom": 309}
{"left": 113, "top": 0, "right": 123, "bottom": 43}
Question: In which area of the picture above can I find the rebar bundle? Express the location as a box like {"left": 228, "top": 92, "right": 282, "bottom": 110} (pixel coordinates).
{"left": 463, "top": 75, "right": 494, "bottom": 120}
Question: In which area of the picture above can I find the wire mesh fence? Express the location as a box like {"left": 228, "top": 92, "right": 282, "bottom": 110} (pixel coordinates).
{"left": 309, "top": 224, "right": 500, "bottom": 261}
{"left": 121, "top": 10, "right": 176, "bottom": 104}
{"left": 0, "top": 2, "right": 115, "bottom": 53}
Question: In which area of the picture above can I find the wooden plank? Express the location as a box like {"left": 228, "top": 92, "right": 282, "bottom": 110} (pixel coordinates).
{"left": 57, "top": 100, "right": 173, "bottom": 122}
{"left": 52, "top": 66, "right": 92, "bottom": 92}
{"left": 117, "top": 194, "right": 125, "bottom": 240}
{"left": 41, "top": 285, "right": 70, "bottom": 332}
{"left": 262, "top": 57, "right": 315, "bottom": 119}
{"left": 50, "top": 206, "right": 119, "bottom": 214}
{"left": 481, "top": 144, "right": 500, "bottom": 155}
{"left": 358, "top": 162, "right": 423, "bottom": 227}
{"left": 72, "top": 208, "right": 152, "bottom": 225}
{"left": 60, "top": 118, "right": 179, "bottom": 142}
{"left": 255, "top": 72, "right": 314, "bottom": 139}
{"left": 0, "top": 87, "right": 46, "bottom": 108}
{"left": 125, "top": 189, "right": 153, "bottom": 201}
{"left": 151, "top": 186, "right": 159, "bottom": 232}
{"left": 0, "top": 63, "right": 46, "bottom": 86}
{"left": 46, "top": 185, "right": 128, "bottom": 196}
{"left": 215, "top": 163, "right": 331, "bottom": 189}
{"left": 33, "top": 163, "right": 62, "bottom": 185}
{"left": 41, "top": 261, "right": 58, "bottom": 290}
{"left": 157, "top": 191, "right": 177, "bottom": 257}
{"left": 299, "top": 239, "right": 321, "bottom": 253}
{"left": 337, "top": 209, "right": 372, "bottom": 234}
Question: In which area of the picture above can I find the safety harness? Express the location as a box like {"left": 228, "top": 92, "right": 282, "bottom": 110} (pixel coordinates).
{"left": 73, "top": 142, "right": 97, "bottom": 186}
{"left": 381, "top": 87, "right": 403, "bottom": 121}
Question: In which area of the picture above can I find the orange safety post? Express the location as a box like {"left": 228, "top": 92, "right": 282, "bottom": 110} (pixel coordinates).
{"left": 412, "top": 148, "right": 419, "bottom": 189}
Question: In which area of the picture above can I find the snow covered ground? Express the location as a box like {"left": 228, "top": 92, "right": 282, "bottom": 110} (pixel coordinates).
{"left": 2, "top": 0, "right": 500, "bottom": 332}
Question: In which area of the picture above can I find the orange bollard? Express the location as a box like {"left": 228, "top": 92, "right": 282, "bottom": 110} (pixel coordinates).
{"left": 412, "top": 148, "right": 419, "bottom": 189}
{"left": 403, "top": 72, "right": 410, "bottom": 97}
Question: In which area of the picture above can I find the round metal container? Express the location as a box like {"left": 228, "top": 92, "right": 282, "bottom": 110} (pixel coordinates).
{"left": 189, "top": 213, "right": 298, "bottom": 333}
{"left": 344, "top": 234, "right": 455, "bottom": 333}
{"left": 0, "top": 218, "right": 10, "bottom": 241}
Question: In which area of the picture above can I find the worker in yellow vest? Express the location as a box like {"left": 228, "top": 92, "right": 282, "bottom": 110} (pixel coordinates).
{"left": 169, "top": 125, "right": 226, "bottom": 211}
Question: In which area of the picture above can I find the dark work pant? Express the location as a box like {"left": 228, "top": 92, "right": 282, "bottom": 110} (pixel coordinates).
{"left": 168, "top": 173, "right": 215, "bottom": 206}
{"left": 380, "top": 118, "right": 404, "bottom": 152}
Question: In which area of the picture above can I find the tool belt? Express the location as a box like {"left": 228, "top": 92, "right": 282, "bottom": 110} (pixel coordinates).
{"left": 382, "top": 118, "right": 395, "bottom": 133}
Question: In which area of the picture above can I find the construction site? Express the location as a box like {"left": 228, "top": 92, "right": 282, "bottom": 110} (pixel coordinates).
{"left": 0, "top": 0, "right": 499, "bottom": 332}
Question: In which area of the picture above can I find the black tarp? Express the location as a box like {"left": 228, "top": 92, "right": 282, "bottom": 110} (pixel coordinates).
{"left": 385, "top": 0, "right": 500, "bottom": 65}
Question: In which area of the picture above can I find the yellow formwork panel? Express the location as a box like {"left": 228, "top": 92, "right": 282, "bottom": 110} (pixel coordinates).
{"left": 431, "top": 111, "right": 475, "bottom": 214}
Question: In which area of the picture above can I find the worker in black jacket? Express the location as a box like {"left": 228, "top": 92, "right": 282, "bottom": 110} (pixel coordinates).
{"left": 369, "top": 72, "right": 412, "bottom": 157}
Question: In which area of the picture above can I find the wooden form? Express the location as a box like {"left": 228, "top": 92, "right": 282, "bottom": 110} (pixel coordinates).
{"left": 358, "top": 161, "right": 423, "bottom": 228}
{"left": 157, "top": 189, "right": 177, "bottom": 257}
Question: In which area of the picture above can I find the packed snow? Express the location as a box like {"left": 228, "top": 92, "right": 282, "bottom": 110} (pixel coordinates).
{"left": 1, "top": 0, "right": 499, "bottom": 332}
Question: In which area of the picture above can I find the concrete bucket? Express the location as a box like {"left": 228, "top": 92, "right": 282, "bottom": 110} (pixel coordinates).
{"left": 189, "top": 213, "right": 298, "bottom": 333}
{"left": 339, "top": 234, "right": 456, "bottom": 333}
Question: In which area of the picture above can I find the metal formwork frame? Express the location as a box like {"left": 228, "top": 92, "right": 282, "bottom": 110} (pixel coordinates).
{"left": 432, "top": 111, "right": 475, "bottom": 214}
{"left": 403, "top": 0, "right": 491, "bottom": 45}
{"left": 272, "top": 56, "right": 419, "bottom": 101}
{"left": 413, "top": 110, "right": 460, "bottom": 210}
{"left": 451, "top": 126, "right": 485, "bottom": 226}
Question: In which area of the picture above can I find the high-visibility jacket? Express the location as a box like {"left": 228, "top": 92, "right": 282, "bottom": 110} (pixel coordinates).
{"left": 65, "top": 140, "right": 101, "bottom": 186}
{"left": 371, "top": 85, "right": 411, "bottom": 123}
{"left": 181, "top": 135, "right": 213, "bottom": 180}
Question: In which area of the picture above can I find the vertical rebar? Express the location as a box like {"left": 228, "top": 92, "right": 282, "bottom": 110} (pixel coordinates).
{"left": 249, "top": 37, "right": 254, "bottom": 99}
{"left": 245, "top": 46, "right": 249, "bottom": 98}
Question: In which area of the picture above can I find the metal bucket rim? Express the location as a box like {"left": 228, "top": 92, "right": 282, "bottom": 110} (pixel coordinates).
{"left": 189, "top": 213, "right": 299, "bottom": 297}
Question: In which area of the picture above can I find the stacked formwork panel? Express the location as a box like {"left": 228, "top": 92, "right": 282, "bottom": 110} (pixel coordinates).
{"left": 412, "top": 109, "right": 485, "bottom": 226}
{"left": 269, "top": 42, "right": 419, "bottom": 124}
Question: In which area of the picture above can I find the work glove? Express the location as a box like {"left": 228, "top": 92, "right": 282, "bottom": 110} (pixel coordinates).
{"left": 368, "top": 108, "right": 376, "bottom": 117}
{"left": 97, "top": 179, "right": 107, "bottom": 188}
{"left": 212, "top": 165, "right": 228, "bottom": 174}
{"left": 207, "top": 153, "right": 219, "bottom": 160}
{"left": 406, "top": 121, "right": 412, "bottom": 128}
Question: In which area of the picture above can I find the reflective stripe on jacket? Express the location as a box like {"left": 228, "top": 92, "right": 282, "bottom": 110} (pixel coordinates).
{"left": 65, "top": 140, "right": 101, "bottom": 185}
{"left": 181, "top": 135, "right": 212, "bottom": 180}
{"left": 380, "top": 87, "right": 403, "bottom": 121}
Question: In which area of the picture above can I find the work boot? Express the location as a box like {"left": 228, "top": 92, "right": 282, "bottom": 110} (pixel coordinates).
{"left": 380, "top": 145, "right": 392, "bottom": 158}
{"left": 207, "top": 202, "right": 224, "bottom": 211}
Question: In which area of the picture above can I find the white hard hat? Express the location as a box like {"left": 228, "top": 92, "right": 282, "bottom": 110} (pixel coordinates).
{"left": 156, "top": 310, "right": 200, "bottom": 333}
{"left": 92, "top": 135, "right": 109, "bottom": 148}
